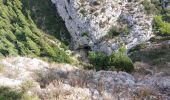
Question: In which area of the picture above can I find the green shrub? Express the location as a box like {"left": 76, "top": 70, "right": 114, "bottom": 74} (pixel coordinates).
{"left": 109, "top": 49, "right": 134, "bottom": 72}
{"left": 108, "top": 26, "right": 120, "bottom": 37}
{"left": 142, "top": 0, "right": 157, "bottom": 15}
{"left": 80, "top": 9, "right": 86, "bottom": 16}
{"left": 16, "top": 41, "right": 29, "bottom": 55}
{"left": 82, "top": 32, "right": 89, "bottom": 37}
{"left": 108, "top": 25, "right": 129, "bottom": 38}
{"left": 0, "top": 87, "right": 23, "bottom": 100}
{"left": 122, "top": 25, "right": 129, "bottom": 35}
{"left": 26, "top": 37, "right": 40, "bottom": 55}
{"left": 88, "top": 47, "right": 134, "bottom": 72}
{"left": 150, "top": 0, "right": 162, "bottom": 14}
{"left": 153, "top": 15, "right": 170, "bottom": 36}
{"left": 88, "top": 51, "right": 109, "bottom": 71}
{"left": 130, "top": 46, "right": 170, "bottom": 66}
{"left": 162, "top": 14, "right": 170, "bottom": 23}
{"left": 0, "top": 86, "right": 38, "bottom": 100}
{"left": 0, "top": 37, "right": 18, "bottom": 56}
{"left": 40, "top": 40, "right": 56, "bottom": 57}
{"left": 20, "top": 80, "right": 34, "bottom": 92}
{"left": 129, "top": 43, "right": 147, "bottom": 52}
{"left": 5, "top": 30, "right": 17, "bottom": 42}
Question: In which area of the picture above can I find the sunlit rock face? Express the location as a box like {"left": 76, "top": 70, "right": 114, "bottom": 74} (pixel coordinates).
{"left": 52, "top": 0, "right": 153, "bottom": 54}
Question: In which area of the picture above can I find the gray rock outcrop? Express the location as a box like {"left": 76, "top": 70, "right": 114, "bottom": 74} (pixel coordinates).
{"left": 52, "top": 0, "right": 153, "bottom": 54}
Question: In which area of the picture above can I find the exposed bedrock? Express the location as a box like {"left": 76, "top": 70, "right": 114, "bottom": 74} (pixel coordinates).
{"left": 52, "top": 0, "right": 154, "bottom": 54}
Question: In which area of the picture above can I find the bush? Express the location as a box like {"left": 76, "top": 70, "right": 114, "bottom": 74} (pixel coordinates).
{"left": 142, "top": 0, "right": 157, "bottom": 15}
{"left": 122, "top": 25, "right": 129, "bottom": 35}
{"left": 108, "top": 26, "right": 120, "bottom": 37}
{"left": 88, "top": 47, "right": 134, "bottom": 72}
{"left": 105, "top": 25, "right": 129, "bottom": 40}
{"left": 40, "top": 40, "right": 56, "bottom": 57}
{"left": 162, "top": 14, "right": 170, "bottom": 23}
{"left": 153, "top": 15, "right": 170, "bottom": 36}
{"left": 26, "top": 37, "right": 40, "bottom": 55}
{"left": 17, "top": 41, "right": 30, "bottom": 55}
{"left": 0, "top": 87, "right": 23, "bottom": 100}
{"left": 129, "top": 43, "right": 147, "bottom": 52}
{"left": 150, "top": 0, "right": 162, "bottom": 14}
{"left": 88, "top": 51, "right": 109, "bottom": 71}
{"left": 109, "top": 49, "right": 134, "bottom": 72}
{"left": 82, "top": 32, "right": 89, "bottom": 37}
{"left": 0, "top": 86, "right": 38, "bottom": 100}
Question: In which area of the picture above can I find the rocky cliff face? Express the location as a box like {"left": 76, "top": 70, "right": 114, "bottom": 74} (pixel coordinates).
{"left": 51, "top": 0, "right": 153, "bottom": 54}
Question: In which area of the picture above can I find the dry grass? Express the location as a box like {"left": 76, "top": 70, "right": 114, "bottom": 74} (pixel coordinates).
{"left": 20, "top": 80, "right": 34, "bottom": 92}
{"left": 135, "top": 85, "right": 161, "bottom": 100}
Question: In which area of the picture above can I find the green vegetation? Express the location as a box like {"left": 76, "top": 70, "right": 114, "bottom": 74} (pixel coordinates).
{"left": 109, "top": 47, "right": 134, "bottom": 72}
{"left": 150, "top": 36, "right": 170, "bottom": 42}
{"left": 0, "top": 0, "right": 71, "bottom": 63}
{"left": 142, "top": 0, "right": 170, "bottom": 36}
{"left": 130, "top": 46, "right": 170, "bottom": 66}
{"left": 80, "top": 9, "right": 86, "bottom": 16}
{"left": 153, "top": 14, "right": 170, "bottom": 36}
{"left": 101, "top": 25, "right": 129, "bottom": 41}
{"left": 108, "top": 25, "right": 129, "bottom": 36}
{"left": 142, "top": 0, "right": 159, "bottom": 15}
{"left": 150, "top": 0, "right": 163, "bottom": 14}
{"left": 0, "top": 86, "right": 38, "bottom": 100}
{"left": 20, "top": 80, "right": 34, "bottom": 92}
{"left": 142, "top": 0, "right": 170, "bottom": 15}
{"left": 0, "top": 86, "right": 22, "bottom": 100}
{"left": 82, "top": 32, "right": 89, "bottom": 37}
{"left": 108, "top": 26, "right": 120, "bottom": 37}
{"left": 88, "top": 51, "right": 109, "bottom": 71}
{"left": 88, "top": 46, "right": 134, "bottom": 72}
{"left": 129, "top": 43, "right": 147, "bottom": 52}
{"left": 21, "top": 0, "right": 71, "bottom": 45}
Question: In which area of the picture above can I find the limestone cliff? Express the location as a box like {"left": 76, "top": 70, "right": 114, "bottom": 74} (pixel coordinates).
{"left": 52, "top": 0, "right": 153, "bottom": 54}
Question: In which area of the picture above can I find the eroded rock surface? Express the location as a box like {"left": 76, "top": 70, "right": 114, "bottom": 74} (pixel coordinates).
{"left": 52, "top": 0, "right": 153, "bottom": 54}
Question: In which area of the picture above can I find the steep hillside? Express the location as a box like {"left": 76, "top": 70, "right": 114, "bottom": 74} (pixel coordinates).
{"left": 0, "top": 0, "right": 71, "bottom": 63}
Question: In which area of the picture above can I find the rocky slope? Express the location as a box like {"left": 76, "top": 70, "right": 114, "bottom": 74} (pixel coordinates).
{"left": 52, "top": 0, "right": 154, "bottom": 54}
{"left": 0, "top": 57, "right": 169, "bottom": 100}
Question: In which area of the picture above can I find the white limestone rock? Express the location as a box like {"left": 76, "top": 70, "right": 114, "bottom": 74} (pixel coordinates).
{"left": 52, "top": 0, "right": 154, "bottom": 54}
